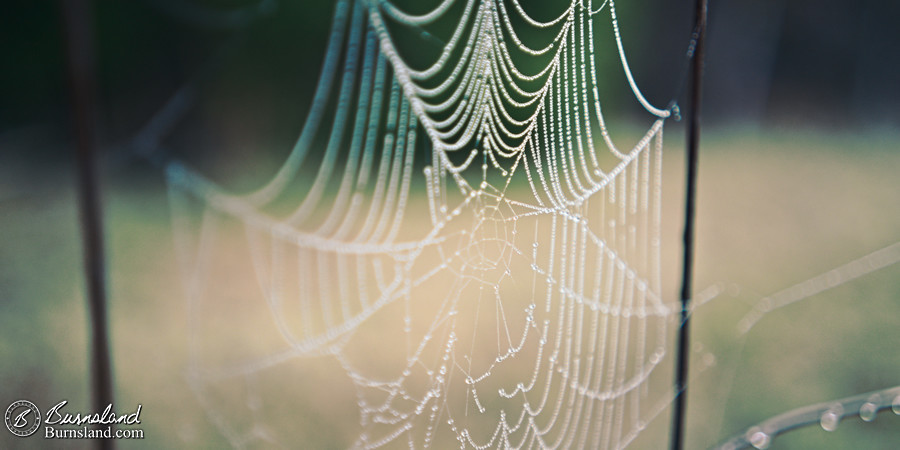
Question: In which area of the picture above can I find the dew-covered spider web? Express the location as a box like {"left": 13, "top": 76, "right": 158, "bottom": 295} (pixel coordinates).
{"left": 157, "top": 0, "right": 900, "bottom": 448}
{"left": 166, "top": 0, "right": 681, "bottom": 447}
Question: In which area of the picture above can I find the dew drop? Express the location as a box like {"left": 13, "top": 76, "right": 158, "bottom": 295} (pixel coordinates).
{"left": 820, "top": 407, "right": 841, "bottom": 432}
{"left": 746, "top": 427, "right": 770, "bottom": 449}
{"left": 252, "top": 424, "right": 275, "bottom": 442}
{"left": 246, "top": 394, "right": 262, "bottom": 412}
{"left": 859, "top": 401, "right": 878, "bottom": 422}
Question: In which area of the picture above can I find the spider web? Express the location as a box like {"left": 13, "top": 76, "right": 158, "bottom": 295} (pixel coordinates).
{"left": 165, "top": 0, "right": 687, "bottom": 447}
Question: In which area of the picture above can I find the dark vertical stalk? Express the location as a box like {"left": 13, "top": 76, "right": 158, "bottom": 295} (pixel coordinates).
{"left": 60, "top": 1, "right": 115, "bottom": 448}
{"left": 671, "top": 0, "right": 708, "bottom": 449}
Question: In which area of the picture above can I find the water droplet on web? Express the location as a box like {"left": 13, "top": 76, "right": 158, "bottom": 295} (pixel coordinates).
{"left": 820, "top": 406, "right": 842, "bottom": 431}
{"left": 859, "top": 401, "right": 878, "bottom": 422}
{"left": 252, "top": 424, "right": 275, "bottom": 442}
{"left": 746, "top": 427, "right": 770, "bottom": 449}
{"left": 246, "top": 394, "right": 262, "bottom": 412}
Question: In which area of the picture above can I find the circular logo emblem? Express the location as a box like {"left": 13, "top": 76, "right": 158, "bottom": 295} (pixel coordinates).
{"left": 5, "top": 400, "right": 41, "bottom": 437}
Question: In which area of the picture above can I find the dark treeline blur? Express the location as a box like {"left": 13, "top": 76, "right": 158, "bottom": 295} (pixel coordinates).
{"left": 1, "top": 0, "right": 898, "bottom": 162}
{"left": 705, "top": 0, "right": 900, "bottom": 128}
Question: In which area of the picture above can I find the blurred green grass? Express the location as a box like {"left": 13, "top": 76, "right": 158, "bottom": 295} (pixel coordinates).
{"left": 1, "top": 127, "right": 898, "bottom": 448}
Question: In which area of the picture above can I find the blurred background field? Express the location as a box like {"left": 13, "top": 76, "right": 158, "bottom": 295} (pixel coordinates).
{"left": 2, "top": 0, "right": 900, "bottom": 448}
{"left": 3, "top": 126, "right": 898, "bottom": 448}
